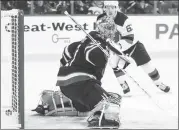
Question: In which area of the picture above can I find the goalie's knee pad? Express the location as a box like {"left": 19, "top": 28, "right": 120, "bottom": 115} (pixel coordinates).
{"left": 32, "top": 90, "right": 77, "bottom": 116}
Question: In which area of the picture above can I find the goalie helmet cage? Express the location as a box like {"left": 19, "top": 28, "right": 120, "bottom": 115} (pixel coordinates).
{"left": 1, "top": 9, "right": 24, "bottom": 129}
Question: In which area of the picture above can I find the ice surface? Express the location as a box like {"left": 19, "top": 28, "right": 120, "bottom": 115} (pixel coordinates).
{"left": 1, "top": 52, "right": 178, "bottom": 129}
{"left": 24, "top": 53, "right": 178, "bottom": 129}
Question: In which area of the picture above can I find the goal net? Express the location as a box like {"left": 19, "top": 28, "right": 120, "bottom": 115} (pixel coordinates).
{"left": 1, "top": 9, "right": 24, "bottom": 129}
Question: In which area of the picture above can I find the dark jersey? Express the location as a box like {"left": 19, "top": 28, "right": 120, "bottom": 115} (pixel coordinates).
{"left": 56, "top": 31, "right": 109, "bottom": 87}
{"left": 60, "top": 41, "right": 81, "bottom": 66}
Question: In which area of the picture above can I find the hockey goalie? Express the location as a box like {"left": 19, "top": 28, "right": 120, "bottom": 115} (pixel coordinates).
{"left": 32, "top": 16, "right": 123, "bottom": 128}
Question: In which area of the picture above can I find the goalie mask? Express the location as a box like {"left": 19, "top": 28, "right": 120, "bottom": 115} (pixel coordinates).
{"left": 96, "top": 16, "right": 117, "bottom": 41}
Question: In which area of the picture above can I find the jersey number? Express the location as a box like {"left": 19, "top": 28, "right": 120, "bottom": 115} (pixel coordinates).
{"left": 126, "top": 25, "right": 133, "bottom": 32}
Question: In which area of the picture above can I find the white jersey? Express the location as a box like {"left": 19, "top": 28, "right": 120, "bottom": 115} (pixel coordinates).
{"left": 97, "top": 11, "right": 138, "bottom": 52}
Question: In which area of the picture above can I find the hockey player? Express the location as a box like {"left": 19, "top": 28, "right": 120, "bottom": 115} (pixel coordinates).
{"left": 56, "top": 17, "right": 122, "bottom": 128}
{"left": 96, "top": 1, "right": 170, "bottom": 94}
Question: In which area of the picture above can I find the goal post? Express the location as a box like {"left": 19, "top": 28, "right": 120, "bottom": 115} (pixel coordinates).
{"left": 1, "top": 9, "right": 24, "bottom": 129}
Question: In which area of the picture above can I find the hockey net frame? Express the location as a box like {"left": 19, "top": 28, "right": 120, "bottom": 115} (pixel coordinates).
{"left": 1, "top": 9, "right": 24, "bottom": 129}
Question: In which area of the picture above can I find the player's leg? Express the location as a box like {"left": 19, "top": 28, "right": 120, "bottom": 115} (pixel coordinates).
{"left": 109, "top": 51, "right": 130, "bottom": 94}
{"left": 124, "top": 41, "right": 170, "bottom": 92}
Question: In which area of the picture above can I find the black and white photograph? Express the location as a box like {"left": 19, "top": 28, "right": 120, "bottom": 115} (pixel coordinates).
{"left": 1, "top": 0, "right": 178, "bottom": 129}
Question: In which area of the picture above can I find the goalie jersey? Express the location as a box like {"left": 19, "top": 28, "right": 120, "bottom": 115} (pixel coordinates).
{"left": 56, "top": 31, "right": 109, "bottom": 87}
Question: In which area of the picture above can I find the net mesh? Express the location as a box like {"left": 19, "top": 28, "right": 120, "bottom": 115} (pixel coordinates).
{"left": 11, "top": 14, "right": 19, "bottom": 114}
{"left": 1, "top": 9, "right": 24, "bottom": 129}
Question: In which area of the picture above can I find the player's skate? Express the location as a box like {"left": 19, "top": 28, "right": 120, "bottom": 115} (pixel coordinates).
{"left": 156, "top": 82, "right": 170, "bottom": 93}
{"left": 120, "top": 81, "right": 130, "bottom": 94}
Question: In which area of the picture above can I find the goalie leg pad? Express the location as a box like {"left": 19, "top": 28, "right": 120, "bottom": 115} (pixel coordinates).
{"left": 32, "top": 90, "right": 76, "bottom": 116}
{"left": 88, "top": 92, "right": 122, "bottom": 127}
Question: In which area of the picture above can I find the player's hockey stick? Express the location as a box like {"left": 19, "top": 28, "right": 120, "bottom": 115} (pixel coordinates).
{"left": 125, "top": 2, "right": 136, "bottom": 12}
{"left": 64, "top": 11, "right": 130, "bottom": 64}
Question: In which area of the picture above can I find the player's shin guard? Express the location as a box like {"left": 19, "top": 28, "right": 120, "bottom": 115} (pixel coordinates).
{"left": 140, "top": 62, "right": 170, "bottom": 93}
{"left": 113, "top": 67, "right": 130, "bottom": 94}
{"left": 87, "top": 92, "right": 122, "bottom": 128}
